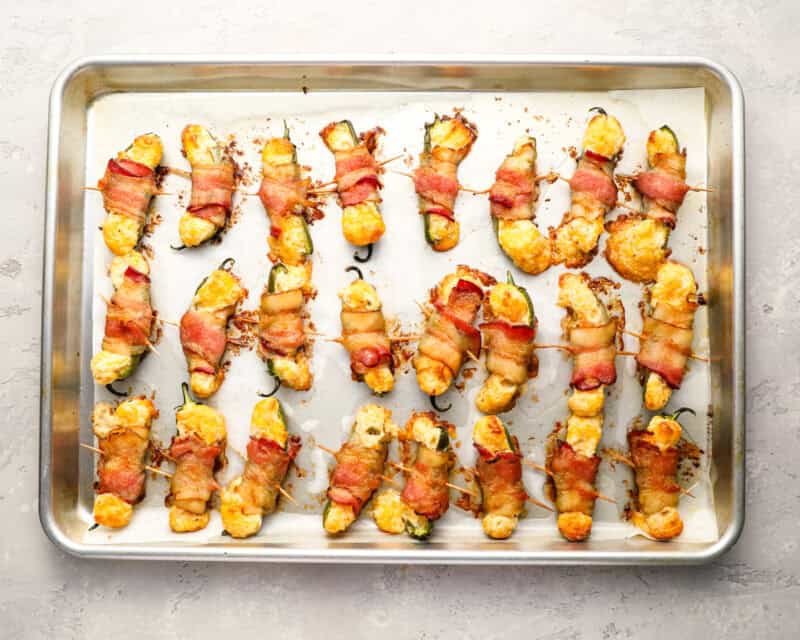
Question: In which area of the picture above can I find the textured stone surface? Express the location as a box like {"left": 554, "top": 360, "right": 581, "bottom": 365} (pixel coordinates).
{"left": 0, "top": 1, "right": 795, "bottom": 638}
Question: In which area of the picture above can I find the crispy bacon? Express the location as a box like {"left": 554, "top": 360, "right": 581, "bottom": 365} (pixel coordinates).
{"left": 570, "top": 320, "right": 617, "bottom": 390}
{"left": 490, "top": 165, "right": 536, "bottom": 221}
{"left": 334, "top": 146, "right": 381, "bottom": 207}
{"left": 628, "top": 430, "right": 680, "bottom": 515}
{"left": 480, "top": 321, "right": 536, "bottom": 386}
{"left": 190, "top": 165, "right": 234, "bottom": 212}
{"left": 97, "top": 429, "right": 149, "bottom": 504}
{"left": 569, "top": 166, "right": 617, "bottom": 208}
{"left": 102, "top": 266, "right": 153, "bottom": 357}
{"left": 401, "top": 445, "right": 453, "bottom": 520}
{"left": 235, "top": 435, "right": 301, "bottom": 516}
{"left": 635, "top": 171, "right": 689, "bottom": 211}
{"left": 99, "top": 159, "right": 155, "bottom": 223}
{"left": 637, "top": 313, "right": 693, "bottom": 388}
{"left": 168, "top": 434, "right": 223, "bottom": 515}
{"left": 259, "top": 288, "right": 306, "bottom": 357}
{"left": 549, "top": 440, "right": 600, "bottom": 517}
{"left": 414, "top": 166, "right": 459, "bottom": 212}
{"left": 259, "top": 176, "right": 307, "bottom": 218}
{"left": 475, "top": 437, "right": 527, "bottom": 521}
{"left": 328, "top": 442, "right": 388, "bottom": 514}
{"left": 180, "top": 309, "right": 227, "bottom": 373}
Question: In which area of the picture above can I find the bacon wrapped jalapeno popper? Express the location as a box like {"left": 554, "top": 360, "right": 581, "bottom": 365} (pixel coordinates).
{"left": 259, "top": 131, "right": 314, "bottom": 265}
{"left": 605, "top": 126, "right": 690, "bottom": 282}
{"left": 338, "top": 268, "right": 394, "bottom": 394}
{"left": 413, "top": 113, "right": 478, "bottom": 252}
{"left": 552, "top": 109, "right": 625, "bottom": 268}
{"left": 547, "top": 273, "right": 617, "bottom": 542}
{"left": 636, "top": 261, "right": 700, "bottom": 411}
{"left": 323, "top": 404, "right": 396, "bottom": 535}
{"left": 473, "top": 416, "right": 527, "bottom": 539}
{"left": 167, "top": 384, "right": 227, "bottom": 533}
{"left": 372, "top": 412, "right": 454, "bottom": 539}
{"left": 320, "top": 121, "right": 385, "bottom": 250}
{"left": 180, "top": 259, "right": 245, "bottom": 399}
{"left": 414, "top": 266, "right": 494, "bottom": 399}
{"left": 220, "top": 398, "right": 301, "bottom": 538}
{"left": 476, "top": 273, "right": 537, "bottom": 414}
{"left": 490, "top": 137, "right": 552, "bottom": 274}
{"left": 91, "top": 397, "right": 158, "bottom": 528}
{"left": 258, "top": 263, "right": 314, "bottom": 392}
{"left": 178, "top": 125, "right": 235, "bottom": 248}
{"left": 97, "top": 134, "right": 162, "bottom": 256}
{"left": 90, "top": 250, "right": 153, "bottom": 387}
{"left": 628, "top": 411, "right": 690, "bottom": 540}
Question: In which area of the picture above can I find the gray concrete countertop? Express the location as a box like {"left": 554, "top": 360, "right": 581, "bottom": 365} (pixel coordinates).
{"left": 1, "top": 1, "right": 795, "bottom": 638}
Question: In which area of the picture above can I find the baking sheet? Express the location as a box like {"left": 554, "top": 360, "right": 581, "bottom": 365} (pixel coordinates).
{"left": 80, "top": 87, "right": 715, "bottom": 546}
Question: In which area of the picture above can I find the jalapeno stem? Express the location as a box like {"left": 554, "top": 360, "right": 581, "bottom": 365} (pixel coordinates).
{"left": 258, "top": 378, "right": 281, "bottom": 398}
{"left": 105, "top": 383, "right": 128, "bottom": 397}
{"left": 353, "top": 244, "right": 372, "bottom": 263}
{"left": 345, "top": 265, "right": 364, "bottom": 281}
{"left": 429, "top": 395, "right": 452, "bottom": 412}
{"left": 218, "top": 257, "right": 235, "bottom": 271}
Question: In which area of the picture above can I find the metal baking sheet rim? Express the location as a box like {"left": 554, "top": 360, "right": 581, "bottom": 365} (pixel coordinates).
{"left": 40, "top": 55, "right": 745, "bottom": 564}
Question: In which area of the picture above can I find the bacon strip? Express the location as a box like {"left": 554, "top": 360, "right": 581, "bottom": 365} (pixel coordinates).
{"left": 259, "top": 176, "right": 308, "bottom": 218}
{"left": 628, "top": 430, "right": 680, "bottom": 516}
{"left": 327, "top": 442, "right": 388, "bottom": 515}
{"left": 636, "top": 310, "right": 694, "bottom": 388}
{"left": 99, "top": 159, "right": 155, "bottom": 223}
{"left": 401, "top": 445, "right": 453, "bottom": 520}
{"left": 570, "top": 319, "right": 617, "bottom": 390}
{"left": 97, "top": 429, "right": 148, "bottom": 504}
{"left": 490, "top": 165, "right": 536, "bottom": 221}
{"left": 188, "top": 164, "right": 234, "bottom": 228}
{"left": 549, "top": 440, "right": 600, "bottom": 518}
{"left": 259, "top": 288, "right": 306, "bottom": 358}
{"left": 334, "top": 146, "right": 381, "bottom": 207}
{"left": 235, "top": 435, "right": 301, "bottom": 517}
{"left": 168, "top": 435, "right": 223, "bottom": 515}
{"left": 102, "top": 266, "right": 153, "bottom": 357}
{"left": 475, "top": 437, "right": 527, "bottom": 522}
{"left": 414, "top": 166, "right": 459, "bottom": 213}
{"left": 480, "top": 321, "right": 536, "bottom": 386}
{"left": 180, "top": 309, "right": 227, "bottom": 374}
{"left": 340, "top": 306, "right": 392, "bottom": 376}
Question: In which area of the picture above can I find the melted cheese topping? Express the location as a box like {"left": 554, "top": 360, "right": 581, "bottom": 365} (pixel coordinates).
{"left": 193, "top": 269, "right": 243, "bottom": 312}
{"left": 103, "top": 214, "right": 141, "bottom": 257}
{"left": 436, "top": 270, "right": 483, "bottom": 303}
{"left": 482, "top": 514, "right": 518, "bottom": 540}
{"left": 473, "top": 415, "right": 512, "bottom": 454}
{"left": 271, "top": 262, "right": 313, "bottom": 295}
{"left": 553, "top": 217, "right": 604, "bottom": 264}
{"left": 644, "top": 373, "right": 673, "bottom": 412}
{"left": 179, "top": 212, "right": 217, "bottom": 247}
{"left": 108, "top": 250, "right": 149, "bottom": 290}
{"left": 475, "top": 374, "right": 519, "bottom": 415}
{"left": 510, "top": 136, "right": 536, "bottom": 162}
{"left": 321, "top": 122, "right": 356, "bottom": 152}
{"left": 220, "top": 480, "right": 263, "bottom": 539}
{"left": 557, "top": 273, "right": 608, "bottom": 325}
{"left": 351, "top": 404, "right": 395, "bottom": 449}
{"left": 119, "top": 133, "right": 163, "bottom": 170}
{"left": 647, "top": 127, "right": 679, "bottom": 166}
{"left": 429, "top": 117, "right": 474, "bottom": 151}
{"left": 567, "top": 387, "right": 605, "bottom": 417}
{"left": 651, "top": 261, "right": 697, "bottom": 312}
{"left": 582, "top": 113, "right": 625, "bottom": 159}
{"left": 176, "top": 401, "right": 226, "bottom": 445}
{"left": 169, "top": 506, "right": 210, "bottom": 533}
{"left": 262, "top": 137, "right": 296, "bottom": 168}
{"left": 605, "top": 217, "right": 669, "bottom": 283}
{"left": 488, "top": 282, "right": 531, "bottom": 325}
{"left": 565, "top": 415, "right": 603, "bottom": 458}
{"left": 270, "top": 355, "right": 312, "bottom": 391}
{"left": 426, "top": 214, "right": 459, "bottom": 251}
{"left": 250, "top": 398, "right": 288, "bottom": 447}
{"left": 339, "top": 279, "right": 381, "bottom": 312}
{"left": 90, "top": 351, "right": 135, "bottom": 386}
{"left": 371, "top": 489, "right": 407, "bottom": 534}
{"left": 497, "top": 219, "right": 551, "bottom": 275}
{"left": 407, "top": 413, "right": 442, "bottom": 450}
{"left": 342, "top": 202, "right": 385, "bottom": 246}
{"left": 363, "top": 366, "right": 394, "bottom": 395}
{"left": 413, "top": 354, "right": 453, "bottom": 397}
{"left": 557, "top": 512, "right": 593, "bottom": 542}
{"left": 182, "top": 124, "right": 226, "bottom": 166}
{"left": 324, "top": 502, "right": 356, "bottom": 534}
{"left": 634, "top": 507, "right": 684, "bottom": 540}
{"left": 269, "top": 215, "right": 311, "bottom": 265}
{"left": 645, "top": 415, "right": 682, "bottom": 451}
{"left": 93, "top": 493, "right": 134, "bottom": 529}
{"left": 92, "top": 397, "right": 156, "bottom": 439}
{"left": 189, "top": 372, "right": 220, "bottom": 399}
